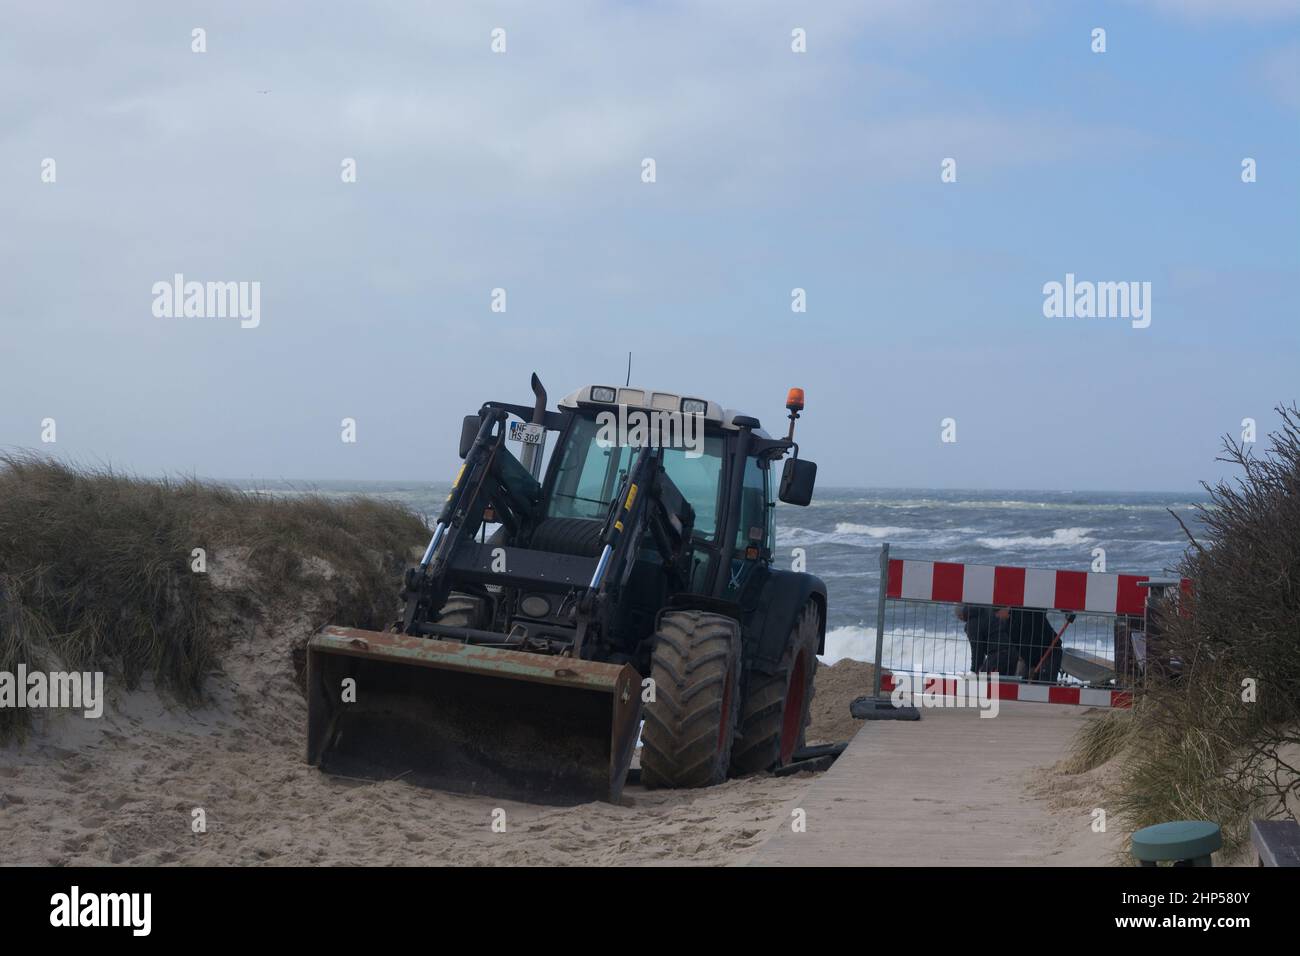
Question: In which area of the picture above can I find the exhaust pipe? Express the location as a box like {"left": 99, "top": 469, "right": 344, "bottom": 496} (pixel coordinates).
{"left": 519, "top": 372, "right": 548, "bottom": 480}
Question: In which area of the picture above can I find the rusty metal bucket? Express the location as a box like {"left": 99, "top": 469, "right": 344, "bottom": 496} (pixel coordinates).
{"left": 306, "top": 626, "right": 642, "bottom": 805}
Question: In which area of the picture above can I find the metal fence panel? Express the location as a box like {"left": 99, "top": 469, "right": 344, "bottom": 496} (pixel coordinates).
{"left": 869, "top": 543, "right": 1189, "bottom": 709}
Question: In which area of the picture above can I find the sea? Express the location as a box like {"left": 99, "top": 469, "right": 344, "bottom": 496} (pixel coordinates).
{"left": 231, "top": 481, "right": 1210, "bottom": 666}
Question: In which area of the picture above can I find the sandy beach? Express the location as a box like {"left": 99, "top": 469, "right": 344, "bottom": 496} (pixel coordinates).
{"left": 1, "top": 636, "right": 827, "bottom": 867}
{"left": 0, "top": 557, "right": 1121, "bottom": 867}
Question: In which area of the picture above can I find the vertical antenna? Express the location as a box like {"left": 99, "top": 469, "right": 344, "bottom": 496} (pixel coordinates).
{"left": 626, "top": 351, "right": 632, "bottom": 387}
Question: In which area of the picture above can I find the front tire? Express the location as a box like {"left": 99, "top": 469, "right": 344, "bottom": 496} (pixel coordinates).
{"left": 640, "top": 610, "right": 742, "bottom": 789}
{"left": 730, "top": 601, "right": 821, "bottom": 775}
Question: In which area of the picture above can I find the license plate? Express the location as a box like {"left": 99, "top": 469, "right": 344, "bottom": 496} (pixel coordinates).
{"left": 509, "top": 421, "right": 545, "bottom": 445}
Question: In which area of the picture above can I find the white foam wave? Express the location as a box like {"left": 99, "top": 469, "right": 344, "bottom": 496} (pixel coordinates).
{"left": 777, "top": 527, "right": 883, "bottom": 548}
{"left": 806, "top": 498, "right": 1205, "bottom": 513}
{"left": 819, "top": 625, "right": 877, "bottom": 665}
{"left": 820, "top": 625, "right": 980, "bottom": 673}
{"left": 976, "top": 527, "right": 1095, "bottom": 549}
{"left": 833, "top": 523, "right": 913, "bottom": 538}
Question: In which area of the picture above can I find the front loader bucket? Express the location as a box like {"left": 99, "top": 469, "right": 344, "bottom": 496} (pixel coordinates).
{"left": 306, "top": 626, "right": 643, "bottom": 805}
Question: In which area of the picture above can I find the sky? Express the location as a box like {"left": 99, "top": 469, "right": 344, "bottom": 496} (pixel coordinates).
{"left": 1, "top": 0, "right": 1297, "bottom": 491}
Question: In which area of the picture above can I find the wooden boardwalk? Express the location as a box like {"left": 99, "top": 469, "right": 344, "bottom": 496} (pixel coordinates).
{"left": 749, "top": 700, "right": 1113, "bottom": 866}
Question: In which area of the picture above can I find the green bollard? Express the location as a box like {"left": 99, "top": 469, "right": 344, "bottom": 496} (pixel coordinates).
{"left": 1131, "top": 821, "right": 1223, "bottom": 867}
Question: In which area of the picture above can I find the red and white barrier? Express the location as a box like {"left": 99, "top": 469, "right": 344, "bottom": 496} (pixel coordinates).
{"left": 885, "top": 558, "right": 1190, "bottom": 617}
{"left": 878, "top": 671, "right": 1132, "bottom": 709}
{"left": 872, "top": 554, "right": 1195, "bottom": 709}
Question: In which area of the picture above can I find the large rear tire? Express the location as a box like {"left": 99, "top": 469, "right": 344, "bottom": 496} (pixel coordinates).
{"left": 640, "top": 610, "right": 742, "bottom": 789}
{"left": 730, "top": 601, "right": 821, "bottom": 775}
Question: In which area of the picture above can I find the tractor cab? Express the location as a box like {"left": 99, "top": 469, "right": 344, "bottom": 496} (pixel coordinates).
{"left": 542, "top": 385, "right": 811, "bottom": 594}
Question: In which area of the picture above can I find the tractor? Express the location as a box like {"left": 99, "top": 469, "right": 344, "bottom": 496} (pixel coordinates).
{"left": 306, "top": 375, "right": 824, "bottom": 804}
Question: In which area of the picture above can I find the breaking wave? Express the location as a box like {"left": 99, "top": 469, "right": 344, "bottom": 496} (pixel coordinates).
{"left": 819, "top": 625, "right": 878, "bottom": 665}
{"left": 833, "top": 523, "right": 912, "bottom": 538}
{"left": 975, "top": 527, "right": 1095, "bottom": 549}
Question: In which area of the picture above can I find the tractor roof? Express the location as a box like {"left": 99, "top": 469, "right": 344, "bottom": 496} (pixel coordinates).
{"left": 558, "top": 385, "right": 768, "bottom": 435}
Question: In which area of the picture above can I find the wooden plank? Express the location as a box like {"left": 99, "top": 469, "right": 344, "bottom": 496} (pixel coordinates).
{"left": 748, "top": 700, "right": 1115, "bottom": 866}
{"left": 1251, "top": 819, "right": 1300, "bottom": 867}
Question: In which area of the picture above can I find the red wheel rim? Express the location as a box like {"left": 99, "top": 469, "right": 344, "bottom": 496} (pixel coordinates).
{"left": 780, "top": 650, "right": 807, "bottom": 764}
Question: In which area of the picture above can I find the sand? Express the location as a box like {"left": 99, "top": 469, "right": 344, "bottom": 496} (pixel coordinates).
{"left": 806, "top": 658, "right": 875, "bottom": 745}
{"left": 0, "top": 699, "right": 814, "bottom": 866}
{"left": 0, "top": 554, "right": 1103, "bottom": 867}
{"left": 0, "top": 562, "right": 873, "bottom": 866}
{"left": 1026, "top": 736, "right": 1130, "bottom": 864}
{"left": 1026, "top": 733, "right": 1295, "bottom": 867}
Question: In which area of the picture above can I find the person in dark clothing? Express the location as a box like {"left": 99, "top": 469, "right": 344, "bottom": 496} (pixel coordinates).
{"left": 957, "top": 604, "right": 990, "bottom": 672}
{"left": 984, "top": 607, "right": 1020, "bottom": 674}
{"left": 1008, "top": 608, "right": 1061, "bottom": 681}
{"left": 957, "top": 604, "right": 1013, "bottom": 673}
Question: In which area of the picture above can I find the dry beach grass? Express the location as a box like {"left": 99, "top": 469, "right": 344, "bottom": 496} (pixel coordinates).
{"left": 1057, "top": 406, "right": 1300, "bottom": 860}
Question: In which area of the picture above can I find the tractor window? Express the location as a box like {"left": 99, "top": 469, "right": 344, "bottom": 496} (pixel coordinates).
{"left": 660, "top": 441, "right": 724, "bottom": 539}
{"left": 548, "top": 414, "right": 725, "bottom": 538}
{"left": 735, "top": 457, "right": 768, "bottom": 551}
{"left": 548, "top": 418, "right": 633, "bottom": 520}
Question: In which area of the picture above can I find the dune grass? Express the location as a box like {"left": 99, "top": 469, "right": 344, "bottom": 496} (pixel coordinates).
{"left": 1072, "top": 405, "right": 1300, "bottom": 860}
{"left": 1063, "top": 707, "right": 1135, "bottom": 775}
{"left": 0, "top": 453, "right": 426, "bottom": 741}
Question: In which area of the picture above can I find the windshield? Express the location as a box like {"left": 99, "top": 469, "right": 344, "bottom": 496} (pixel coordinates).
{"left": 547, "top": 414, "right": 725, "bottom": 538}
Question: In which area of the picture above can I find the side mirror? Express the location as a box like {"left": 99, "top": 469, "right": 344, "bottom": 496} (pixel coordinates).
{"left": 779, "top": 457, "right": 817, "bottom": 506}
{"left": 459, "top": 415, "right": 481, "bottom": 459}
